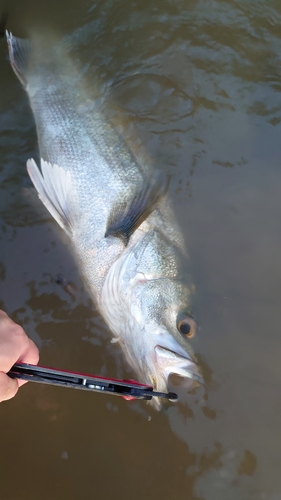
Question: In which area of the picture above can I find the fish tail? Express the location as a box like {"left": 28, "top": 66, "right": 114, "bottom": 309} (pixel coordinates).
{"left": 6, "top": 30, "right": 31, "bottom": 87}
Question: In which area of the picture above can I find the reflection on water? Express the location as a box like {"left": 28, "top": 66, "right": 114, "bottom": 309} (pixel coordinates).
{"left": 0, "top": 0, "right": 281, "bottom": 499}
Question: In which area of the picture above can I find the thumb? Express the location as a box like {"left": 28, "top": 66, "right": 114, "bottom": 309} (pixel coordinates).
{"left": 0, "top": 372, "right": 19, "bottom": 402}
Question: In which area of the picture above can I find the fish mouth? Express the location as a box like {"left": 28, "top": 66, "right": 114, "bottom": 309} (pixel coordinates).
{"left": 151, "top": 344, "right": 203, "bottom": 407}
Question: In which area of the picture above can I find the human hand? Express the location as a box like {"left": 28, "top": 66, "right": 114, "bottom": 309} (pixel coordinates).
{"left": 0, "top": 310, "right": 39, "bottom": 402}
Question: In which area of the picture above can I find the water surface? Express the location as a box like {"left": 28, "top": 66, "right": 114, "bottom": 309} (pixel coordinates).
{"left": 0, "top": 1, "right": 281, "bottom": 499}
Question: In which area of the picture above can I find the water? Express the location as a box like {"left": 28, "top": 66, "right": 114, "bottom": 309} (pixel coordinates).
{"left": 0, "top": 0, "right": 281, "bottom": 498}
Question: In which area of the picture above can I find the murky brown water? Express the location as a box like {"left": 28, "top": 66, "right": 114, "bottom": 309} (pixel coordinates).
{"left": 1, "top": 0, "right": 281, "bottom": 498}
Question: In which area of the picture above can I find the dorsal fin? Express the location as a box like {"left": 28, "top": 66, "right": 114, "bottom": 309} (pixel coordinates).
{"left": 105, "top": 171, "right": 169, "bottom": 246}
{"left": 27, "top": 158, "right": 73, "bottom": 237}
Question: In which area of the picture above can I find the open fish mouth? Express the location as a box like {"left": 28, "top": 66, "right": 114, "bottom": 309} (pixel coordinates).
{"left": 152, "top": 344, "right": 203, "bottom": 401}
{"left": 141, "top": 344, "right": 203, "bottom": 410}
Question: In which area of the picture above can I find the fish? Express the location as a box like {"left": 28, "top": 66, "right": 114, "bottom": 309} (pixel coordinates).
{"left": 6, "top": 31, "right": 202, "bottom": 408}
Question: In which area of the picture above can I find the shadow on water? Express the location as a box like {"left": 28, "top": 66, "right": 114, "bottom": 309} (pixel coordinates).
{"left": 0, "top": 0, "right": 281, "bottom": 499}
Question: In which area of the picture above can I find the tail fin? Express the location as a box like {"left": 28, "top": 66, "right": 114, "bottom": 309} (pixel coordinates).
{"left": 6, "top": 31, "right": 31, "bottom": 87}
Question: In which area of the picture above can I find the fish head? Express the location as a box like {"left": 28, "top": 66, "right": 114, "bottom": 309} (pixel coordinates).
{"left": 101, "top": 274, "right": 202, "bottom": 408}
{"left": 127, "top": 277, "right": 202, "bottom": 408}
{"left": 101, "top": 232, "right": 202, "bottom": 409}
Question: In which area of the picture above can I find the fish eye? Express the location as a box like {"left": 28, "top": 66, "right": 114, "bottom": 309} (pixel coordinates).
{"left": 176, "top": 313, "right": 196, "bottom": 338}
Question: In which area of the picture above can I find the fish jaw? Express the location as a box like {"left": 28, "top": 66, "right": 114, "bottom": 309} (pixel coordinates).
{"left": 141, "top": 327, "right": 202, "bottom": 409}
{"left": 154, "top": 344, "right": 202, "bottom": 386}
{"left": 131, "top": 325, "right": 202, "bottom": 410}
{"left": 152, "top": 342, "right": 201, "bottom": 408}
{"left": 104, "top": 317, "right": 202, "bottom": 409}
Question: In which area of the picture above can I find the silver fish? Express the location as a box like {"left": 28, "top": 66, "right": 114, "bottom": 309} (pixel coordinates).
{"left": 7, "top": 31, "right": 202, "bottom": 408}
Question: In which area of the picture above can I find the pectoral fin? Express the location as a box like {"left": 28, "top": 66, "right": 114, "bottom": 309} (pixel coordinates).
{"left": 27, "top": 158, "right": 73, "bottom": 237}
{"left": 105, "top": 171, "right": 169, "bottom": 245}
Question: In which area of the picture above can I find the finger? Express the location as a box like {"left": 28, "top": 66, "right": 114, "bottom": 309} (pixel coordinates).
{"left": 17, "top": 338, "right": 40, "bottom": 388}
{"left": 0, "top": 323, "right": 39, "bottom": 372}
{"left": 0, "top": 372, "right": 19, "bottom": 402}
{"left": 0, "top": 330, "right": 29, "bottom": 373}
{"left": 18, "top": 337, "right": 40, "bottom": 365}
